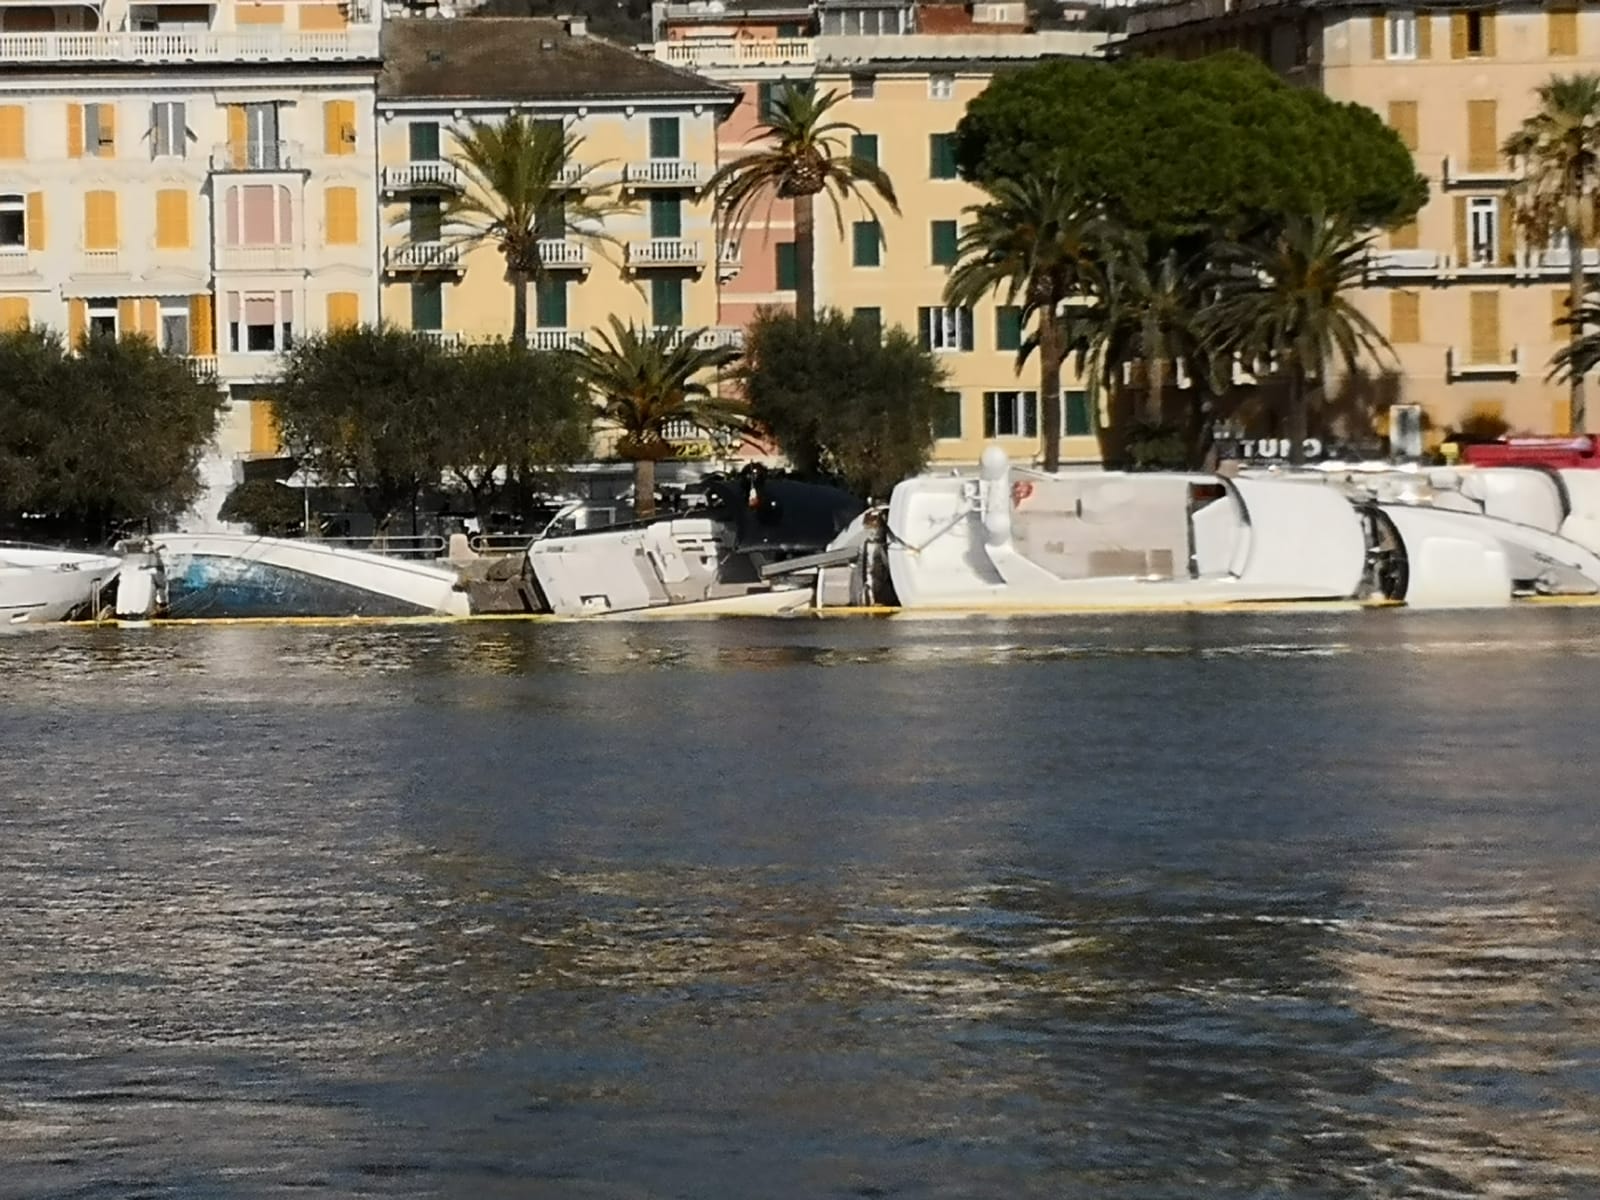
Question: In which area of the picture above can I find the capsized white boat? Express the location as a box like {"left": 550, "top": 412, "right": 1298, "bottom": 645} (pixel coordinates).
{"left": 0, "top": 545, "right": 120, "bottom": 625}
{"left": 882, "top": 447, "right": 1600, "bottom": 612}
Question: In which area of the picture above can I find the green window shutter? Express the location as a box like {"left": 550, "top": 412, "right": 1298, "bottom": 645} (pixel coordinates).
{"left": 535, "top": 277, "right": 567, "bottom": 328}
{"left": 649, "top": 194, "right": 681, "bottom": 239}
{"left": 776, "top": 241, "right": 798, "bottom": 290}
{"left": 852, "top": 306, "right": 881, "bottom": 337}
{"left": 996, "top": 306, "right": 1022, "bottom": 351}
{"left": 1022, "top": 392, "right": 1038, "bottom": 438}
{"left": 411, "top": 280, "right": 442, "bottom": 331}
{"left": 851, "top": 133, "right": 878, "bottom": 166}
{"left": 933, "top": 390, "right": 962, "bottom": 440}
{"left": 535, "top": 198, "right": 565, "bottom": 239}
{"left": 408, "top": 121, "right": 440, "bottom": 161}
{"left": 649, "top": 116, "right": 680, "bottom": 159}
{"left": 852, "top": 220, "right": 880, "bottom": 267}
{"left": 916, "top": 306, "right": 932, "bottom": 349}
{"left": 1064, "top": 389, "right": 1092, "bottom": 437}
{"left": 758, "top": 82, "right": 774, "bottom": 122}
{"left": 931, "top": 220, "right": 958, "bottom": 266}
{"left": 959, "top": 307, "right": 974, "bottom": 351}
{"left": 410, "top": 195, "right": 442, "bottom": 242}
{"left": 929, "top": 133, "right": 957, "bottom": 179}
{"left": 651, "top": 275, "right": 683, "bottom": 327}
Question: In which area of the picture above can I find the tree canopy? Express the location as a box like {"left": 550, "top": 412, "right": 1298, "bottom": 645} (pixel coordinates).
{"left": 0, "top": 328, "right": 225, "bottom": 542}
{"left": 742, "top": 309, "right": 947, "bottom": 500}
{"left": 956, "top": 53, "right": 1427, "bottom": 237}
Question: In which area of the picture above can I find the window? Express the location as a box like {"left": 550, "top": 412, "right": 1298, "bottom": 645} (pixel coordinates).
{"left": 851, "top": 133, "right": 878, "bottom": 166}
{"left": 79, "top": 102, "right": 115, "bottom": 157}
{"left": 1387, "top": 10, "right": 1417, "bottom": 58}
{"left": 237, "top": 102, "right": 280, "bottom": 169}
{"left": 983, "top": 390, "right": 1038, "bottom": 439}
{"left": 1468, "top": 195, "right": 1498, "bottom": 265}
{"left": 0, "top": 194, "right": 23, "bottom": 248}
{"left": 222, "top": 184, "right": 292, "bottom": 247}
{"left": 649, "top": 194, "right": 681, "bottom": 239}
{"left": 917, "top": 305, "right": 974, "bottom": 352}
{"left": 228, "top": 292, "right": 293, "bottom": 353}
{"left": 648, "top": 116, "right": 680, "bottom": 160}
{"left": 411, "top": 280, "right": 443, "bottom": 331}
{"left": 851, "top": 74, "right": 875, "bottom": 100}
{"left": 930, "top": 220, "right": 958, "bottom": 267}
{"left": 1466, "top": 10, "right": 1485, "bottom": 54}
{"left": 0, "top": 106, "right": 22, "bottom": 160}
{"left": 1550, "top": 6, "right": 1579, "bottom": 56}
{"left": 651, "top": 275, "right": 683, "bottom": 327}
{"left": 758, "top": 79, "right": 812, "bottom": 122}
{"left": 852, "top": 307, "right": 881, "bottom": 337}
{"left": 1063, "top": 389, "right": 1092, "bottom": 437}
{"left": 158, "top": 300, "right": 189, "bottom": 354}
{"left": 777, "top": 21, "right": 803, "bottom": 37}
{"left": 409, "top": 120, "right": 440, "bottom": 162}
{"left": 410, "top": 195, "right": 442, "bottom": 243}
{"left": 324, "top": 186, "right": 358, "bottom": 246}
{"left": 155, "top": 188, "right": 189, "bottom": 249}
{"left": 323, "top": 99, "right": 356, "bottom": 156}
{"left": 151, "top": 101, "right": 185, "bottom": 158}
{"left": 933, "top": 390, "right": 962, "bottom": 440}
{"left": 996, "top": 305, "right": 1023, "bottom": 352}
{"left": 853, "top": 220, "right": 881, "bottom": 267}
{"left": 84, "top": 298, "right": 117, "bottom": 339}
{"left": 536, "top": 276, "right": 567, "bottom": 328}
{"left": 83, "top": 190, "right": 117, "bottom": 250}
{"left": 929, "top": 73, "right": 955, "bottom": 100}
{"left": 776, "top": 241, "right": 798, "bottom": 290}
{"left": 929, "top": 133, "right": 958, "bottom": 179}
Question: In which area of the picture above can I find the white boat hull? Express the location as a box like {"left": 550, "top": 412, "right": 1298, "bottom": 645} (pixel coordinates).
{"left": 0, "top": 549, "right": 120, "bottom": 625}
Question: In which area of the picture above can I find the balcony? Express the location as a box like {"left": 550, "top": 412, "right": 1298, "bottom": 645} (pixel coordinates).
{"left": 0, "top": 27, "right": 380, "bottom": 65}
{"left": 185, "top": 356, "right": 219, "bottom": 383}
{"left": 209, "top": 140, "right": 305, "bottom": 173}
{"left": 654, "top": 38, "right": 815, "bottom": 68}
{"left": 1525, "top": 246, "right": 1600, "bottom": 276}
{"left": 627, "top": 238, "right": 704, "bottom": 268}
{"left": 1446, "top": 344, "right": 1520, "bottom": 382}
{"left": 623, "top": 160, "right": 704, "bottom": 188}
{"left": 0, "top": 248, "right": 35, "bottom": 276}
{"left": 1365, "top": 248, "right": 1445, "bottom": 279}
{"left": 384, "top": 242, "right": 463, "bottom": 273}
{"left": 1442, "top": 154, "right": 1517, "bottom": 189}
{"left": 381, "top": 161, "right": 462, "bottom": 193}
{"left": 78, "top": 248, "right": 122, "bottom": 274}
{"left": 528, "top": 328, "right": 587, "bottom": 351}
{"left": 217, "top": 245, "right": 301, "bottom": 272}
{"left": 537, "top": 239, "right": 590, "bottom": 270}
{"left": 650, "top": 326, "right": 745, "bottom": 350}
{"left": 413, "top": 330, "right": 466, "bottom": 348}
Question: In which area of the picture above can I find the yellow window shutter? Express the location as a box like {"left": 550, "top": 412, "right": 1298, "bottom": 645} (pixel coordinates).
{"left": 95, "top": 103, "right": 116, "bottom": 157}
{"left": 25, "top": 191, "right": 44, "bottom": 250}
{"left": 1453, "top": 196, "right": 1468, "bottom": 265}
{"left": 1467, "top": 99, "right": 1498, "bottom": 173}
{"left": 250, "top": 401, "right": 280, "bottom": 456}
{"left": 1450, "top": 10, "right": 1468, "bottom": 57}
{"left": 1482, "top": 11, "right": 1496, "bottom": 55}
{"left": 1391, "top": 219, "right": 1420, "bottom": 251}
{"left": 227, "top": 105, "right": 248, "bottom": 168}
{"left": 300, "top": 3, "right": 346, "bottom": 28}
{"left": 1553, "top": 289, "right": 1571, "bottom": 339}
{"left": 1390, "top": 291, "right": 1421, "bottom": 344}
{"left": 1552, "top": 398, "right": 1573, "bottom": 434}
{"left": 1371, "top": 13, "right": 1386, "bottom": 59}
{"left": 190, "top": 293, "right": 214, "bottom": 354}
{"left": 155, "top": 189, "right": 189, "bottom": 249}
{"left": 139, "top": 297, "right": 157, "bottom": 336}
{"left": 1550, "top": 7, "right": 1578, "bottom": 55}
{"left": 237, "top": 3, "right": 284, "bottom": 23}
{"left": 325, "top": 186, "right": 357, "bottom": 245}
{"left": 66, "top": 102, "right": 83, "bottom": 158}
{"left": 0, "top": 296, "right": 28, "bottom": 330}
{"left": 68, "top": 298, "right": 86, "bottom": 347}
{"left": 118, "top": 298, "right": 138, "bottom": 337}
{"left": 323, "top": 100, "right": 355, "bottom": 155}
{"left": 1417, "top": 12, "right": 1433, "bottom": 57}
{"left": 1469, "top": 291, "right": 1501, "bottom": 363}
{"left": 326, "top": 291, "right": 359, "bottom": 330}
{"left": 1388, "top": 100, "right": 1419, "bottom": 152}
{"left": 0, "top": 107, "right": 24, "bottom": 160}
{"left": 84, "top": 190, "right": 118, "bottom": 250}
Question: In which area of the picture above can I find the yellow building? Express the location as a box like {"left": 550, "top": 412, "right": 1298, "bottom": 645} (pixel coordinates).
{"left": 375, "top": 18, "right": 741, "bottom": 352}
{"left": 0, "top": 0, "right": 383, "bottom": 515}
{"left": 1125, "top": 0, "right": 1600, "bottom": 436}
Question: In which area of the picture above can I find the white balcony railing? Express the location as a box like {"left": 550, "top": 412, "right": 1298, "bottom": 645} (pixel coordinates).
{"left": 1366, "top": 248, "right": 1445, "bottom": 276}
{"left": 656, "top": 37, "right": 815, "bottom": 68}
{"left": 627, "top": 238, "right": 704, "bottom": 267}
{"left": 649, "top": 326, "right": 745, "bottom": 350}
{"left": 414, "top": 330, "right": 466, "bottom": 348}
{"left": 0, "top": 27, "right": 380, "bottom": 65}
{"left": 623, "top": 160, "right": 704, "bottom": 187}
{"left": 1526, "top": 246, "right": 1600, "bottom": 273}
{"left": 1446, "top": 344, "right": 1520, "bottom": 382}
{"left": 0, "top": 249, "right": 34, "bottom": 275}
{"left": 78, "top": 248, "right": 121, "bottom": 273}
{"left": 528, "top": 328, "right": 587, "bottom": 351}
{"left": 209, "top": 140, "right": 304, "bottom": 172}
{"left": 384, "top": 242, "right": 463, "bottom": 271}
{"left": 381, "top": 161, "right": 462, "bottom": 192}
{"left": 217, "top": 245, "right": 301, "bottom": 272}
{"left": 1442, "top": 154, "right": 1517, "bottom": 187}
{"left": 185, "top": 356, "right": 219, "bottom": 382}
{"left": 537, "top": 239, "right": 590, "bottom": 268}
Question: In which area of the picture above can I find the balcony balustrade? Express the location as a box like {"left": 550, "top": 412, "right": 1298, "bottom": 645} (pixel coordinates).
{"left": 627, "top": 238, "right": 704, "bottom": 268}
{"left": 381, "top": 161, "right": 462, "bottom": 192}
{"left": 209, "top": 140, "right": 304, "bottom": 172}
{"left": 655, "top": 37, "right": 815, "bottom": 68}
{"left": 623, "top": 160, "right": 704, "bottom": 188}
{"left": 528, "top": 328, "right": 587, "bottom": 351}
{"left": 384, "top": 242, "right": 463, "bottom": 272}
{"left": 0, "top": 27, "right": 379, "bottom": 65}
{"left": 1446, "top": 344, "right": 1520, "bottom": 382}
{"left": 537, "top": 239, "right": 590, "bottom": 269}
{"left": 217, "top": 244, "right": 302, "bottom": 272}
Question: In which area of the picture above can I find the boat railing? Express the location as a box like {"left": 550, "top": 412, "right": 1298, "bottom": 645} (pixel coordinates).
{"left": 467, "top": 533, "right": 533, "bottom": 555}
{"left": 303, "top": 534, "right": 449, "bottom": 560}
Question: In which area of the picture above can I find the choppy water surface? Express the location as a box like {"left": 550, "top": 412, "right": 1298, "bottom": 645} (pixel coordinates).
{"left": 3, "top": 612, "right": 1600, "bottom": 1198}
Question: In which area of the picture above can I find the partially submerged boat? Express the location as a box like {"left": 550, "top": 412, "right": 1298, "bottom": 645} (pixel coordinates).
{"left": 0, "top": 545, "right": 120, "bottom": 625}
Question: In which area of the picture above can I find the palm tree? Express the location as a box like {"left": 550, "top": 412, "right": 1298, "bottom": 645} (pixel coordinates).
{"left": 702, "top": 87, "right": 897, "bottom": 321}
{"left": 943, "top": 175, "right": 1110, "bottom": 472}
{"left": 573, "top": 318, "right": 744, "bottom": 518}
{"left": 1503, "top": 73, "right": 1600, "bottom": 433}
{"left": 1204, "top": 213, "right": 1392, "bottom": 466}
{"left": 439, "top": 115, "right": 629, "bottom": 344}
{"left": 1550, "top": 288, "right": 1600, "bottom": 385}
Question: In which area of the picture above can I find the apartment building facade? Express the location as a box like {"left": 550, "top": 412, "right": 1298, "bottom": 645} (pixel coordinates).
{"left": 375, "top": 18, "right": 740, "bottom": 356}
{"left": 1125, "top": 0, "right": 1600, "bottom": 437}
{"left": 0, "top": 0, "right": 383, "bottom": 501}
{"left": 650, "top": 0, "right": 1110, "bottom": 465}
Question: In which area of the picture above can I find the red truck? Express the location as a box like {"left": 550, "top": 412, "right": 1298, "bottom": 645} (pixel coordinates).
{"left": 1461, "top": 436, "right": 1600, "bottom": 469}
